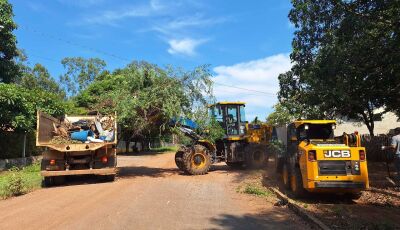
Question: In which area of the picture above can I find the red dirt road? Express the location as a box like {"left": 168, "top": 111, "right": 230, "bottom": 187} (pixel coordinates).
{"left": 0, "top": 152, "right": 305, "bottom": 230}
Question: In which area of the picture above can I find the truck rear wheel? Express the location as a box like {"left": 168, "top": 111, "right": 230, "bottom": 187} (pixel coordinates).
{"left": 42, "top": 177, "right": 53, "bottom": 187}
{"left": 282, "top": 163, "right": 291, "bottom": 189}
{"left": 42, "top": 176, "right": 65, "bottom": 187}
{"left": 103, "top": 175, "right": 116, "bottom": 182}
{"left": 290, "top": 168, "right": 306, "bottom": 198}
{"left": 245, "top": 145, "right": 266, "bottom": 169}
{"left": 175, "top": 150, "right": 186, "bottom": 171}
{"left": 183, "top": 145, "right": 211, "bottom": 175}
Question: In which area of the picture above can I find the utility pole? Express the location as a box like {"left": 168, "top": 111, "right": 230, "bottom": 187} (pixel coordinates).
{"left": 22, "top": 131, "right": 27, "bottom": 158}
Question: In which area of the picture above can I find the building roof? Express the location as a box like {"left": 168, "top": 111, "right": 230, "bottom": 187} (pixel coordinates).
{"left": 294, "top": 120, "right": 336, "bottom": 128}
{"left": 208, "top": 102, "right": 246, "bottom": 107}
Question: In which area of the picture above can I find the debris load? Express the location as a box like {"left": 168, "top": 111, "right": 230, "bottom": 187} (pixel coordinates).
{"left": 51, "top": 115, "right": 115, "bottom": 144}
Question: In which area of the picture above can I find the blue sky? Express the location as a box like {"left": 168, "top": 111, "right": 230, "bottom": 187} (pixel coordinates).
{"left": 10, "top": 0, "right": 294, "bottom": 120}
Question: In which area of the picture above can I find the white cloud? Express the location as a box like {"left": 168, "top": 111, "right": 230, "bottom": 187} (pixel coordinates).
{"left": 161, "top": 14, "right": 227, "bottom": 32}
{"left": 167, "top": 38, "right": 207, "bottom": 56}
{"left": 213, "top": 54, "right": 292, "bottom": 121}
{"left": 83, "top": 5, "right": 154, "bottom": 25}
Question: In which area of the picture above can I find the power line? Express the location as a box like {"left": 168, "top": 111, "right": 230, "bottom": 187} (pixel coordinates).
{"left": 28, "top": 54, "right": 59, "bottom": 63}
{"left": 20, "top": 25, "right": 131, "bottom": 63}
{"left": 212, "top": 81, "right": 276, "bottom": 96}
{"left": 20, "top": 25, "right": 277, "bottom": 97}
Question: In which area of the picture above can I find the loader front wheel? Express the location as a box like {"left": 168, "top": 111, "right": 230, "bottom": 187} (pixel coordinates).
{"left": 282, "top": 163, "right": 291, "bottom": 189}
{"left": 183, "top": 145, "right": 211, "bottom": 175}
{"left": 290, "top": 168, "right": 306, "bottom": 198}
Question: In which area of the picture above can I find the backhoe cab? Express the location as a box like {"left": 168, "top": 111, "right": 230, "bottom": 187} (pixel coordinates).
{"left": 174, "top": 102, "right": 271, "bottom": 175}
{"left": 274, "top": 120, "right": 369, "bottom": 199}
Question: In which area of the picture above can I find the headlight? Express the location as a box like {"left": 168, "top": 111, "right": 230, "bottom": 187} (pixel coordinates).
{"left": 240, "top": 125, "right": 245, "bottom": 134}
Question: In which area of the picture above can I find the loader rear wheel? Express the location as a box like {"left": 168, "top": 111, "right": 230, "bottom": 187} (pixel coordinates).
{"left": 183, "top": 145, "right": 211, "bottom": 175}
{"left": 290, "top": 168, "right": 306, "bottom": 198}
{"left": 245, "top": 145, "right": 266, "bottom": 169}
{"left": 282, "top": 163, "right": 291, "bottom": 189}
{"left": 175, "top": 150, "right": 185, "bottom": 171}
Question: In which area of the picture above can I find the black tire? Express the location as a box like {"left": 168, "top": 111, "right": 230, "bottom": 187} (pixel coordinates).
{"left": 245, "top": 145, "right": 266, "bottom": 169}
{"left": 175, "top": 150, "right": 185, "bottom": 171}
{"left": 290, "top": 167, "right": 307, "bottom": 198}
{"left": 103, "top": 175, "right": 116, "bottom": 182}
{"left": 226, "top": 161, "right": 244, "bottom": 169}
{"left": 42, "top": 177, "right": 54, "bottom": 187}
{"left": 346, "top": 192, "right": 362, "bottom": 200}
{"left": 183, "top": 145, "right": 211, "bottom": 175}
{"left": 282, "top": 163, "right": 291, "bottom": 189}
{"left": 275, "top": 155, "right": 284, "bottom": 174}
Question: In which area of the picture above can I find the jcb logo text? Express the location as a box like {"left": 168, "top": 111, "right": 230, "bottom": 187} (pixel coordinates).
{"left": 324, "top": 150, "right": 351, "bottom": 158}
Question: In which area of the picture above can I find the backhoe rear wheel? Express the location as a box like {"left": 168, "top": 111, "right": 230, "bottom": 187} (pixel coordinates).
{"left": 183, "top": 145, "right": 211, "bottom": 175}
{"left": 245, "top": 145, "right": 266, "bottom": 169}
{"left": 290, "top": 167, "right": 307, "bottom": 198}
{"left": 175, "top": 149, "right": 186, "bottom": 171}
{"left": 226, "top": 161, "right": 244, "bottom": 169}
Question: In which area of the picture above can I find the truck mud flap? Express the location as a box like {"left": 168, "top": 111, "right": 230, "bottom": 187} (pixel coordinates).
{"left": 41, "top": 168, "right": 116, "bottom": 177}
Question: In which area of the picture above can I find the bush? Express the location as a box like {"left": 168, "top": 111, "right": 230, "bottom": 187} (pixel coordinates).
{"left": 4, "top": 167, "right": 25, "bottom": 196}
{"left": 0, "top": 163, "right": 41, "bottom": 199}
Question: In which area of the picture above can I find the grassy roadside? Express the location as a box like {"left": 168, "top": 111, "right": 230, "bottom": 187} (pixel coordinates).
{"left": 236, "top": 170, "right": 277, "bottom": 202}
{"left": 0, "top": 163, "right": 42, "bottom": 200}
{"left": 149, "top": 146, "right": 179, "bottom": 152}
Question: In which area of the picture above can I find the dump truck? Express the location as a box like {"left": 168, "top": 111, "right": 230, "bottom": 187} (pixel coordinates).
{"left": 273, "top": 120, "right": 369, "bottom": 199}
{"left": 36, "top": 111, "right": 117, "bottom": 186}
{"left": 174, "top": 102, "right": 272, "bottom": 175}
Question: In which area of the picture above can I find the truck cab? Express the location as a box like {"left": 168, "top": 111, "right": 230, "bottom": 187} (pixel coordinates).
{"left": 278, "top": 120, "right": 369, "bottom": 198}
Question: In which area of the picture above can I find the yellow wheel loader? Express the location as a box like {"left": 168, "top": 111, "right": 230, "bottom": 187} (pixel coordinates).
{"left": 273, "top": 120, "right": 369, "bottom": 199}
{"left": 174, "top": 102, "right": 272, "bottom": 175}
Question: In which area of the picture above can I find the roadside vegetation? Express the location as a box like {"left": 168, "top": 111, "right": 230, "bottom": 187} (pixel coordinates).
{"left": 0, "top": 163, "right": 41, "bottom": 199}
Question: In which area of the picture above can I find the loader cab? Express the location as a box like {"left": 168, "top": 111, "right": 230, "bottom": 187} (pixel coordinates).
{"left": 287, "top": 120, "right": 336, "bottom": 155}
{"left": 209, "top": 102, "right": 247, "bottom": 137}
{"left": 294, "top": 121, "right": 335, "bottom": 141}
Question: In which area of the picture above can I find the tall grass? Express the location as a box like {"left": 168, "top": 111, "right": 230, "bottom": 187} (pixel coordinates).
{"left": 0, "top": 163, "right": 42, "bottom": 199}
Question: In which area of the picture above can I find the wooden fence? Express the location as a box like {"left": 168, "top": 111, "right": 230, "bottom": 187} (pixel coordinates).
{"left": 361, "top": 134, "right": 395, "bottom": 162}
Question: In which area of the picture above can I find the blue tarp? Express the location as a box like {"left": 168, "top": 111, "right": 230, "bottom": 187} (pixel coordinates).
{"left": 171, "top": 117, "right": 198, "bottom": 130}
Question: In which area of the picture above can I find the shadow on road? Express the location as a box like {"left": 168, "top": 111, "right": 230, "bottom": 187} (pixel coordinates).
{"left": 117, "top": 151, "right": 170, "bottom": 157}
{"left": 209, "top": 211, "right": 299, "bottom": 230}
{"left": 118, "top": 166, "right": 181, "bottom": 179}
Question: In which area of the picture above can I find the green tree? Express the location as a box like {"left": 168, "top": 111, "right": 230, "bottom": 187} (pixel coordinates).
{"left": 0, "top": 0, "right": 19, "bottom": 83}
{"left": 60, "top": 57, "right": 107, "bottom": 96}
{"left": 20, "top": 63, "right": 65, "bottom": 98}
{"left": 280, "top": 0, "right": 400, "bottom": 136}
{"left": 0, "top": 83, "right": 66, "bottom": 132}
{"left": 75, "top": 61, "right": 214, "bottom": 148}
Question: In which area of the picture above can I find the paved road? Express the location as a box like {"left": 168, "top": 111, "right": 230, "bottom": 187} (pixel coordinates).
{"left": 0, "top": 152, "right": 305, "bottom": 230}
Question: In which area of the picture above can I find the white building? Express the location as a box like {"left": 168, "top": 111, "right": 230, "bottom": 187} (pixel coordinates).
{"left": 335, "top": 112, "right": 400, "bottom": 135}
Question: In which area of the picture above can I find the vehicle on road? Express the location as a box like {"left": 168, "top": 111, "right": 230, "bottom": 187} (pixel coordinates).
{"left": 174, "top": 102, "right": 272, "bottom": 175}
{"left": 37, "top": 111, "right": 117, "bottom": 186}
{"left": 273, "top": 120, "right": 369, "bottom": 198}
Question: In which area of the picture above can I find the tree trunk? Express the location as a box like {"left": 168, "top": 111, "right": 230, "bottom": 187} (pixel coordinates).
{"left": 125, "top": 141, "right": 129, "bottom": 153}
{"left": 361, "top": 111, "right": 375, "bottom": 136}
